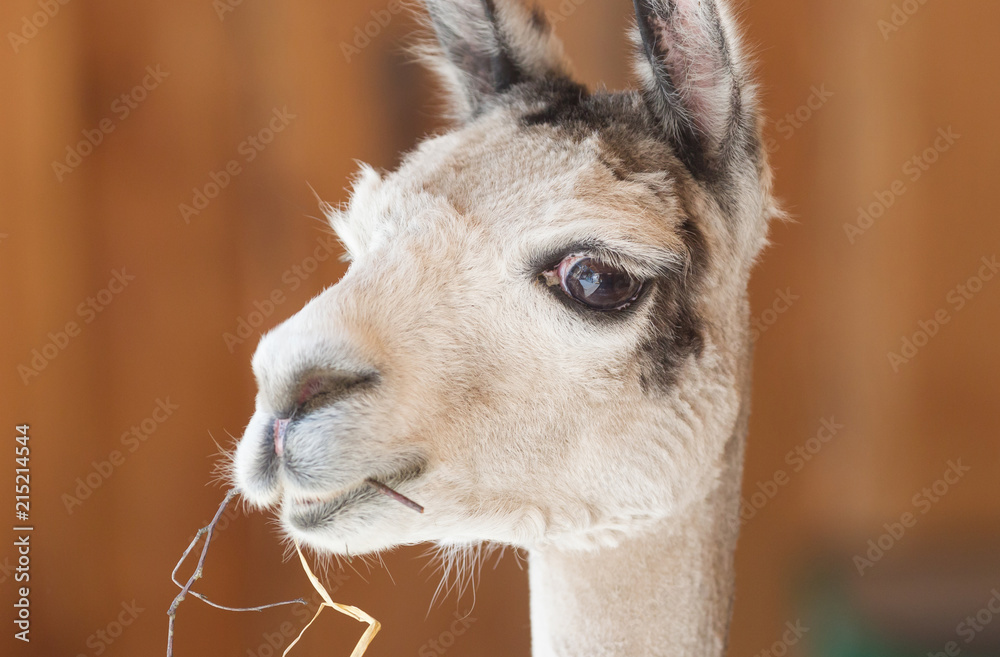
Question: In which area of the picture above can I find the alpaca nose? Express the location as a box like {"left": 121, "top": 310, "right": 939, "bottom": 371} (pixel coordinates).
{"left": 269, "top": 368, "right": 378, "bottom": 456}
{"left": 287, "top": 369, "right": 377, "bottom": 412}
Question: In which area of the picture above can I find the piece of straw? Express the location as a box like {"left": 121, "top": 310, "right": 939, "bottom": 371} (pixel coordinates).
{"left": 284, "top": 540, "right": 381, "bottom": 657}
{"left": 167, "top": 490, "right": 307, "bottom": 657}
{"left": 168, "top": 488, "right": 400, "bottom": 657}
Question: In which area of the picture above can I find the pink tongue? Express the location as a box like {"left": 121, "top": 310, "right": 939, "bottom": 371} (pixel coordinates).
{"left": 274, "top": 418, "right": 289, "bottom": 456}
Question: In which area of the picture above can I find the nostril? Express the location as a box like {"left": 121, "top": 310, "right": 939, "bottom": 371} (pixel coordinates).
{"left": 283, "top": 369, "right": 378, "bottom": 417}
{"left": 265, "top": 369, "right": 378, "bottom": 454}
{"left": 296, "top": 375, "right": 331, "bottom": 407}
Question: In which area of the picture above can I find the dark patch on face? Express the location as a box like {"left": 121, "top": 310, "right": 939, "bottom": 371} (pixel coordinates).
{"left": 519, "top": 78, "right": 697, "bottom": 185}
{"left": 638, "top": 216, "right": 706, "bottom": 392}
{"left": 520, "top": 77, "right": 591, "bottom": 127}
{"left": 514, "top": 78, "right": 711, "bottom": 393}
{"left": 597, "top": 154, "right": 629, "bottom": 182}
{"left": 519, "top": 76, "right": 755, "bottom": 222}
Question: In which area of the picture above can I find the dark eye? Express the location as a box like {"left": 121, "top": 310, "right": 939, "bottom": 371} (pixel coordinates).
{"left": 542, "top": 254, "right": 644, "bottom": 311}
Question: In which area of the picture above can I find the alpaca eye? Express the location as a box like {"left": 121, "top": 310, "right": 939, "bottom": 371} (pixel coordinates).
{"left": 545, "top": 255, "right": 643, "bottom": 311}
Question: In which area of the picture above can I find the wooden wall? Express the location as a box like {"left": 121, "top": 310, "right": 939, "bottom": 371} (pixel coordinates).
{"left": 1, "top": 1, "right": 997, "bottom": 656}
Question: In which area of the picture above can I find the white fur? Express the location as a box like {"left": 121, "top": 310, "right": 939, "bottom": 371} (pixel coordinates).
{"left": 231, "top": 1, "right": 775, "bottom": 655}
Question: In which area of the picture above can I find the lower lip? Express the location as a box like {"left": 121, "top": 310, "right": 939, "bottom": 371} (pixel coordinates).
{"left": 283, "top": 466, "right": 425, "bottom": 522}
{"left": 289, "top": 487, "right": 357, "bottom": 508}
{"left": 284, "top": 484, "right": 375, "bottom": 530}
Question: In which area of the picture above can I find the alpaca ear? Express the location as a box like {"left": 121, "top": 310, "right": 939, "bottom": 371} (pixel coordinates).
{"left": 632, "top": 0, "right": 755, "bottom": 181}
{"left": 420, "top": 0, "right": 570, "bottom": 120}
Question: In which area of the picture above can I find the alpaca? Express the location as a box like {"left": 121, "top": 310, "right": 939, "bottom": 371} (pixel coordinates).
{"left": 232, "top": 0, "right": 777, "bottom": 655}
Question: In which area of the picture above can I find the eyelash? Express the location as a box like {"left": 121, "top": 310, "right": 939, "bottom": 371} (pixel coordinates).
{"left": 538, "top": 252, "right": 647, "bottom": 312}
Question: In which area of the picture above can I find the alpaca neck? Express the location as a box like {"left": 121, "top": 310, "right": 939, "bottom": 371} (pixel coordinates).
{"left": 527, "top": 432, "right": 744, "bottom": 657}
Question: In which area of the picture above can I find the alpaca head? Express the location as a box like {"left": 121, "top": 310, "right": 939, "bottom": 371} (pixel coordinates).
{"left": 233, "top": 0, "right": 775, "bottom": 557}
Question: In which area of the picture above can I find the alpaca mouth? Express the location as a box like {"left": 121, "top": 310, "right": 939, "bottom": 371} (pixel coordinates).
{"left": 283, "top": 463, "right": 425, "bottom": 530}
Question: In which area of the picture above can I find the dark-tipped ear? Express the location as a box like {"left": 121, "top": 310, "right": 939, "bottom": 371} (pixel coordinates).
{"left": 632, "top": 0, "right": 757, "bottom": 181}
{"left": 420, "top": 0, "right": 570, "bottom": 120}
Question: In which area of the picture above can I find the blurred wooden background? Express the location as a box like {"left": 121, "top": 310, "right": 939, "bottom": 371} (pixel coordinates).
{"left": 1, "top": 0, "right": 998, "bottom": 656}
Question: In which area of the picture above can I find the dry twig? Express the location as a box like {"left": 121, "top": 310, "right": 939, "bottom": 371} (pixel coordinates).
{"left": 168, "top": 481, "right": 422, "bottom": 656}
{"left": 366, "top": 478, "right": 425, "bottom": 513}
{"left": 166, "top": 490, "right": 307, "bottom": 657}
